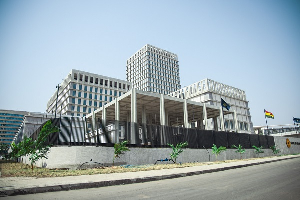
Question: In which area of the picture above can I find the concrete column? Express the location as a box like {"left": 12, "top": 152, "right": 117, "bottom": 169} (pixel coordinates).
{"left": 142, "top": 105, "right": 147, "bottom": 124}
{"left": 234, "top": 110, "right": 239, "bottom": 133}
{"left": 102, "top": 105, "right": 106, "bottom": 126}
{"left": 114, "top": 98, "right": 119, "bottom": 143}
{"left": 183, "top": 99, "right": 189, "bottom": 128}
{"left": 160, "top": 94, "right": 165, "bottom": 126}
{"left": 165, "top": 111, "right": 169, "bottom": 126}
{"left": 203, "top": 104, "right": 208, "bottom": 130}
{"left": 131, "top": 89, "right": 137, "bottom": 144}
{"left": 219, "top": 107, "right": 225, "bottom": 131}
{"left": 213, "top": 117, "right": 218, "bottom": 131}
{"left": 92, "top": 110, "right": 96, "bottom": 132}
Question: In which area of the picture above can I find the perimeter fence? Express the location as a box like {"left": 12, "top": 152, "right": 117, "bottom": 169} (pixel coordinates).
{"left": 30, "top": 118, "right": 275, "bottom": 149}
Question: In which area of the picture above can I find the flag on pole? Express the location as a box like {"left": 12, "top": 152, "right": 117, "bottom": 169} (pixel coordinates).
{"left": 293, "top": 117, "right": 300, "bottom": 123}
{"left": 221, "top": 98, "right": 230, "bottom": 111}
{"left": 264, "top": 109, "right": 274, "bottom": 119}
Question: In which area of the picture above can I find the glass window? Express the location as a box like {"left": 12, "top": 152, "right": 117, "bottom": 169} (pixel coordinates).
{"left": 78, "top": 92, "right": 81, "bottom": 97}
{"left": 89, "top": 101, "right": 92, "bottom": 106}
{"left": 99, "top": 102, "right": 102, "bottom": 107}
{"left": 71, "top": 106, "right": 75, "bottom": 111}
{"left": 83, "top": 106, "right": 86, "bottom": 112}
{"left": 110, "top": 90, "right": 112, "bottom": 95}
{"left": 89, "top": 94, "right": 92, "bottom": 99}
{"left": 73, "top": 83, "right": 76, "bottom": 89}
{"left": 95, "top": 88, "right": 98, "bottom": 93}
{"left": 94, "top": 102, "right": 97, "bottom": 107}
{"left": 88, "top": 108, "right": 91, "bottom": 113}
{"left": 100, "top": 95, "right": 102, "bottom": 100}
{"left": 105, "top": 96, "right": 107, "bottom": 101}
{"left": 72, "top": 91, "right": 76, "bottom": 96}
{"left": 94, "top": 94, "right": 97, "bottom": 99}
{"left": 83, "top": 100, "right": 86, "bottom": 105}
{"left": 100, "top": 89, "right": 103, "bottom": 93}
{"left": 72, "top": 98, "right": 75, "bottom": 104}
{"left": 84, "top": 86, "right": 87, "bottom": 91}
{"left": 105, "top": 89, "right": 107, "bottom": 94}
{"left": 84, "top": 93, "right": 87, "bottom": 98}
{"left": 110, "top": 97, "right": 112, "bottom": 101}
{"left": 90, "top": 87, "right": 93, "bottom": 92}
{"left": 114, "top": 91, "right": 117, "bottom": 96}
{"left": 77, "top": 106, "right": 80, "bottom": 112}
{"left": 79, "top": 84, "right": 82, "bottom": 90}
{"left": 119, "top": 92, "right": 122, "bottom": 96}
{"left": 78, "top": 99, "right": 81, "bottom": 104}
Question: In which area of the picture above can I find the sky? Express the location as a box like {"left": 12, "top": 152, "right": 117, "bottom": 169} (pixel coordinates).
{"left": 0, "top": 0, "right": 299, "bottom": 127}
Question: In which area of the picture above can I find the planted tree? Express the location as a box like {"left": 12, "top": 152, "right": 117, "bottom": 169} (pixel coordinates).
{"left": 212, "top": 144, "right": 226, "bottom": 161}
{"left": 270, "top": 145, "right": 280, "bottom": 155}
{"left": 232, "top": 144, "right": 245, "bottom": 159}
{"left": 28, "top": 120, "right": 59, "bottom": 170}
{"left": 168, "top": 142, "right": 188, "bottom": 164}
{"left": 113, "top": 140, "right": 130, "bottom": 166}
{"left": 252, "top": 145, "right": 264, "bottom": 157}
{"left": 8, "top": 120, "right": 58, "bottom": 170}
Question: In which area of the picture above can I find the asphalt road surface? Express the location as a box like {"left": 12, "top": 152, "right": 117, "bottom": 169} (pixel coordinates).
{"left": 5, "top": 157, "right": 300, "bottom": 200}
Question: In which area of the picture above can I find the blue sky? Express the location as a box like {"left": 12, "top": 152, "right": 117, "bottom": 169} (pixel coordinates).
{"left": 0, "top": 0, "right": 299, "bottom": 126}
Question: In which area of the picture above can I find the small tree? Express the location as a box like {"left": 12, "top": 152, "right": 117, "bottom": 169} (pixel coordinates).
{"left": 113, "top": 140, "right": 130, "bottom": 166}
{"left": 212, "top": 144, "right": 226, "bottom": 161}
{"left": 28, "top": 120, "right": 59, "bottom": 170}
{"left": 270, "top": 145, "right": 280, "bottom": 154}
{"left": 168, "top": 142, "right": 188, "bottom": 164}
{"left": 252, "top": 145, "right": 264, "bottom": 157}
{"left": 232, "top": 144, "right": 245, "bottom": 159}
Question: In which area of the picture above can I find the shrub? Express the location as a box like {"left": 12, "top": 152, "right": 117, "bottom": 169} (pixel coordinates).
{"left": 168, "top": 142, "right": 188, "bottom": 163}
{"left": 212, "top": 144, "right": 226, "bottom": 160}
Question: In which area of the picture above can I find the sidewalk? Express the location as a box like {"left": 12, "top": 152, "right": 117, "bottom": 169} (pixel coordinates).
{"left": 1, "top": 155, "right": 299, "bottom": 197}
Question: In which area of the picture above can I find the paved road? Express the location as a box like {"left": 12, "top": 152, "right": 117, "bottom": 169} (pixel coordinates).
{"left": 4, "top": 157, "right": 300, "bottom": 200}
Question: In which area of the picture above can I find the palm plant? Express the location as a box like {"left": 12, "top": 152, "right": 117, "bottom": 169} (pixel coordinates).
{"left": 252, "top": 145, "right": 264, "bottom": 157}
{"left": 212, "top": 144, "right": 226, "bottom": 161}
{"left": 168, "top": 142, "right": 188, "bottom": 163}
{"left": 270, "top": 145, "right": 280, "bottom": 154}
{"left": 232, "top": 144, "right": 245, "bottom": 159}
{"left": 113, "top": 140, "right": 130, "bottom": 166}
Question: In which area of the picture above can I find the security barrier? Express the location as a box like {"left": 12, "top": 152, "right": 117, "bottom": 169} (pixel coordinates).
{"left": 30, "top": 118, "right": 275, "bottom": 149}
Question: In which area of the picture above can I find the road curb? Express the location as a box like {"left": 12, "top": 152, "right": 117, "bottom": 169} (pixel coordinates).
{"left": 0, "top": 156, "right": 298, "bottom": 197}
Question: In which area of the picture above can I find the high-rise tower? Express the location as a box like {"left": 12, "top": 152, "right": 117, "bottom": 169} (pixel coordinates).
{"left": 126, "top": 44, "right": 181, "bottom": 94}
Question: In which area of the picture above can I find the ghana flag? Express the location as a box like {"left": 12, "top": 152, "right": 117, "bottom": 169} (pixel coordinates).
{"left": 264, "top": 109, "right": 274, "bottom": 119}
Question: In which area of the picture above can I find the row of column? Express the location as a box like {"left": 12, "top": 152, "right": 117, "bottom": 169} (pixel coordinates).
{"left": 91, "top": 89, "right": 241, "bottom": 144}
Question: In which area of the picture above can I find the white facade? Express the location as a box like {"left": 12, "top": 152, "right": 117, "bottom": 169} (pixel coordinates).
{"left": 126, "top": 44, "right": 181, "bottom": 95}
{"left": 169, "top": 79, "right": 253, "bottom": 133}
{"left": 47, "top": 69, "right": 132, "bottom": 117}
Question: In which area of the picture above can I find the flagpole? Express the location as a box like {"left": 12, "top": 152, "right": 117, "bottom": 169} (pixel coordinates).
{"left": 264, "top": 109, "right": 268, "bottom": 135}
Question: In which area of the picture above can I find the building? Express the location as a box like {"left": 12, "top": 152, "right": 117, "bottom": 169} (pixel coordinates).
{"left": 47, "top": 69, "right": 132, "bottom": 117}
{"left": 254, "top": 124, "right": 300, "bottom": 136}
{"left": 0, "top": 109, "right": 28, "bottom": 145}
{"left": 169, "top": 79, "right": 253, "bottom": 133}
{"left": 126, "top": 44, "right": 181, "bottom": 95}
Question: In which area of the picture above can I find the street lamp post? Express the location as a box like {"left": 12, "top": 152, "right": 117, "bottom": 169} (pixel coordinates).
{"left": 55, "top": 84, "right": 60, "bottom": 118}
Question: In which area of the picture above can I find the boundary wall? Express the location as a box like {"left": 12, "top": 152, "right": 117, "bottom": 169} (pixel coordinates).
{"left": 21, "top": 136, "right": 300, "bottom": 169}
